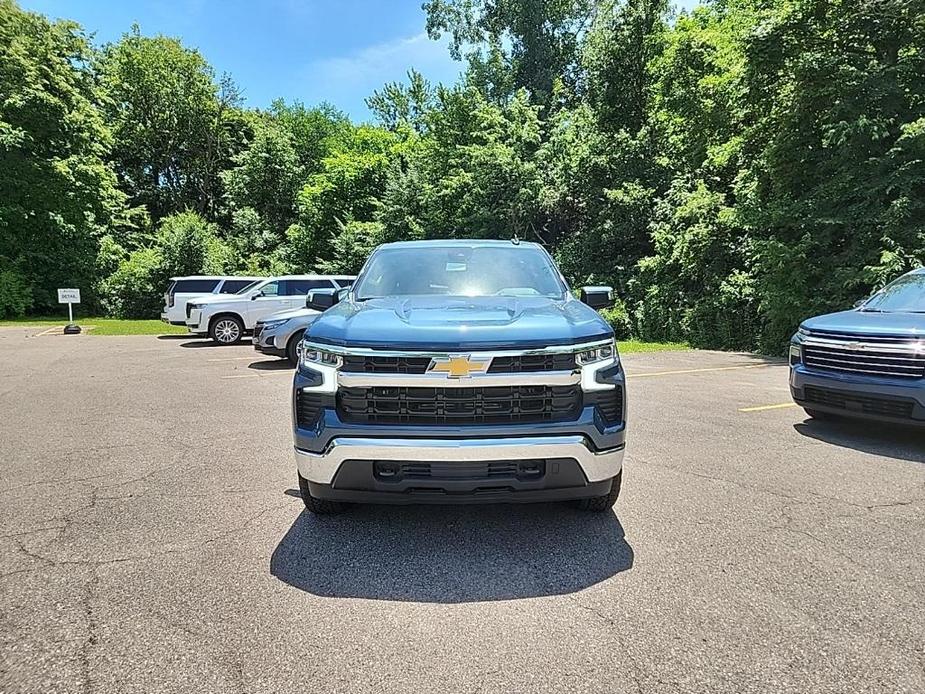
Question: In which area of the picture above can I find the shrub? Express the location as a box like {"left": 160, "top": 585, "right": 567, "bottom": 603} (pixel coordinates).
{"left": 0, "top": 265, "right": 33, "bottom": 318}
{"left": 599, "top": 299, "right": 633, "bottom": 340}
{"left": 156, "top": 211, "right": 215, "bottom": 278}
{"left": 100, "top": 248, "right": 165, "bottom": 318}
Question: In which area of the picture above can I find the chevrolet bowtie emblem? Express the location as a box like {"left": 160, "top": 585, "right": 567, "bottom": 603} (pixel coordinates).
{"left": 428, "top": 355, "right": 491, "bottom": 378}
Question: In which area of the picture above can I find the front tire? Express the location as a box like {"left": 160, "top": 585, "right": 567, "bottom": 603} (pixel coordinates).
{"left": 209, "top": 315, "right": 244, "bottom": 345}
{"left": 298, "top": 473, "right": 348, "bottom": 514}
{"left": 286, "top": 330, "right": 305, "bottom": 366}
{"left": 574, "top": 471, "right": 622, "bottom": 512}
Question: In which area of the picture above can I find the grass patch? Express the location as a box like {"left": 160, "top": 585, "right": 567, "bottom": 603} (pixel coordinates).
{"left": 0, "top": 317, "right": 186, "bottom": 335}
{"left": 618, "top": 340, "right": 688, "bottom": 353}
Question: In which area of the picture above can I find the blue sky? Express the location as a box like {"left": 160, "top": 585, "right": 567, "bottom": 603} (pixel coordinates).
{"left": 24, "top": 0, "right": 700, "bottom": 122}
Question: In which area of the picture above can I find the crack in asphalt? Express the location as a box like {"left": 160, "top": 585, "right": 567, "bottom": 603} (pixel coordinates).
{"left": 566, "top": 595, "right": 648, "bottom": 694}
{"left": 631, "top": 452, "right": 924, "bottom": 513}
{"left": 3, "top": 500, "right": 291, "bottom": 579}
{"left": 78, "top": 569, "right": 100, "bottom": 694}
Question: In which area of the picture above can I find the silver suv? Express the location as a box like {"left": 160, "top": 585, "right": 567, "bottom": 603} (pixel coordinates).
{"left": 253, "top": 277, "right": 354, "bottom": 364}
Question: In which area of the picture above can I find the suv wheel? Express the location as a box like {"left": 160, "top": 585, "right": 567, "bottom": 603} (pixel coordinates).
{"left": 298, "top": 473, "right": 348, "bottom": 514}
{"left": 286, "top": 330, "right": 305, "bottom": 366}
{"left": 574, "top": 471, "right": 622, "bottom": 512}
{"left": 210, "top": 315, "right": 244, "bottom": 345}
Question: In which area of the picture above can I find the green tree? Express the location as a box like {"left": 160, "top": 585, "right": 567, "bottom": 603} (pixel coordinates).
{"left": 98, "top": 27, "right": 244, "bottom": 223}
{"left": 367, "top": 69, "right": 437, "bottom": 133}
{"left": 738, "top": 0, "right": 925, "bottom": 352}
{"left": 424, "top": 0, "right": 591, "bottom": 108}
{"left": 0, "top": 0, "right": 125, "bottom": 314}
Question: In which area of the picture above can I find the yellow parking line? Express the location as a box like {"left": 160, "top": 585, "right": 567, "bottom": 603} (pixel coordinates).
{"left": 627, "top": 363, "right": 774, "bottom": 379}
{"left": 739, "top": 402, "right": 797, "bottom": 413}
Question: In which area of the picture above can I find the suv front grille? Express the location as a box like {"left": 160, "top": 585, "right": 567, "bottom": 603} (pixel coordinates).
{"left": 802, "top": 330, "right": 925, "bottom": 379}
{"left": 337, "top": 385, "right": 581, "bottom": 425}
{"left": 341, "top": 355, "right": 431, "bottom": 374}
{"left": 804, "top": 385, "right": 915, "bottom": 419}
{"left": 340, "top": 353, "right": 577, "bottom": 375}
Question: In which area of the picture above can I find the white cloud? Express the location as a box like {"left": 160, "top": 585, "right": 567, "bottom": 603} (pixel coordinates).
{"left": 300, "top": 32, "right": 462, "bottom": 121}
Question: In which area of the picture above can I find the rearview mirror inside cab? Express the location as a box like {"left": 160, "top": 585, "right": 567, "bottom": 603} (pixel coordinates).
{"left": 306, "top": 288, "right": 339, "bottom": 312}
{"left": 580, "top": 286, "right": 614, "bottom": 310}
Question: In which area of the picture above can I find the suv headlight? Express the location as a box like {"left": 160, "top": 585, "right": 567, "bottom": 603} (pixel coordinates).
{"left": 576, "top": 340, "right": 616, "bottom": 366}
{"left": 260, "top": 318, "right": 289, "bottom": 331}
{"left": 300, "top": 345, "right": 342, "bottom": 368}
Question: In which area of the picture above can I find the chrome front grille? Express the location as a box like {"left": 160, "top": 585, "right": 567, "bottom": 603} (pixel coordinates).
{"left": 340, "top": 353, "right": 576, "bottom": 374}
{"left": 801, "top": 329, "right": 925, "bottom": 379}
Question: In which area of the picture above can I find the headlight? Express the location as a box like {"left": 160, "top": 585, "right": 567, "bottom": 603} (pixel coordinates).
{"left": 300, "top": 345, "right": 342, "bottom": 368}
{"left": 576, "top": 340, "right": 616, "bottom": 366}
{"left": 260, "top": 318, "right": 289, "bottom": 331}
{"left": 188, "top": 303, "right": 203, "bottom": 310}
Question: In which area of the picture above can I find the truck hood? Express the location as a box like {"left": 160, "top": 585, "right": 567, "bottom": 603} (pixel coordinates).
{"left": 307, "top": 295, "right": 614, "bottom": 350}
{"left": 802, "top": 309, "right": 925, "bottom": 338}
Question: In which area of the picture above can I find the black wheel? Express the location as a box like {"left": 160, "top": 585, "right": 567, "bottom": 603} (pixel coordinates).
{"left": 298, "top": 473, "right": 348, "bottom": 514}
{"left": 574, "top": 471, "right": 622, "bottom": 512}
{"left": 286, "top": 330, "right": 305, "bottom": 366}
{"left": 209, "top": 315, "right": 244, "bottom": 345}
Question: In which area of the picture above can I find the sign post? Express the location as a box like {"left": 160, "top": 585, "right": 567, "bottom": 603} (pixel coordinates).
{"left": 57, "top": 288, "right": 81, "bottom": 334}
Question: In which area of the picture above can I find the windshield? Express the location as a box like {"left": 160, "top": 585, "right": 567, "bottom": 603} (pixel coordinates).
{"left": 235, "top": 280, "right": 262, "bottom": 295}
{"left": 353, "top": 245, "right": 568, "bottom": 300}
{"left": 862, "top": 274, "right": 925, "bottom": 312}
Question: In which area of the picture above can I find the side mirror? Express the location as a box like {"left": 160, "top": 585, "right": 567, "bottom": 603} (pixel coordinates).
{"left": 580, "top": 286, "right": 614, "bottom": 310}
{"left": 250, "top": 291, "right": 261, "bottom": 301}
{"left": 306, "top": 288, "right": 339, "bottom": 312}
{"left": 853, "top": 298, "right": 867, "bottom": 308}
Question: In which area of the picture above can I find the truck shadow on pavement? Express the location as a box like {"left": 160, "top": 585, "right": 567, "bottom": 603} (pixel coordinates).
{"left": 270, "top": 504, "right": 633, "bottom": 602}
{"left": 794, "top": 418, "right": 925, "bottom": 463}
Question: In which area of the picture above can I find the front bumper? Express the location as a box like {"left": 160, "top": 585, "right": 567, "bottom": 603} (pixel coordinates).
{"left": 790, "top": 363, "right": 925, "bottom": 425}
{"left": 252, "top": 325, "right": 287, "bottom": 358}
{"left": 295, "top": 434, "right": 624, "bottom": 485}
{"left": 186, "top": 309, "right": 207, "bottom": 334}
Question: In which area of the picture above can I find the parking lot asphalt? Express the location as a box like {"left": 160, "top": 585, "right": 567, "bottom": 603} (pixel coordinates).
{"left": 1, "top": 327, "right": 923, "bottom": 694}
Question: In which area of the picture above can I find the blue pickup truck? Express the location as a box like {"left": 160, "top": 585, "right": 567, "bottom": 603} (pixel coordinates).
{"left": 290, "top": 239, "right": 626, "bottom": 514}
{"left": 790, "top": 268, "right": 925, "bottom": 426}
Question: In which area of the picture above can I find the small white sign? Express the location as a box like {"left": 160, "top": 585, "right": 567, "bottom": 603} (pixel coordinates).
{"left": 57, "top": 288, "right": 81, "bottom": 304}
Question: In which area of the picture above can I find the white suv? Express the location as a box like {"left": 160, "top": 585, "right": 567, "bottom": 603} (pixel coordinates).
{"left": 186, "top": 275, "right": 352, "bottom": 344}
{"left": 161, "top": 276, "right": 263, "bottom": 325}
